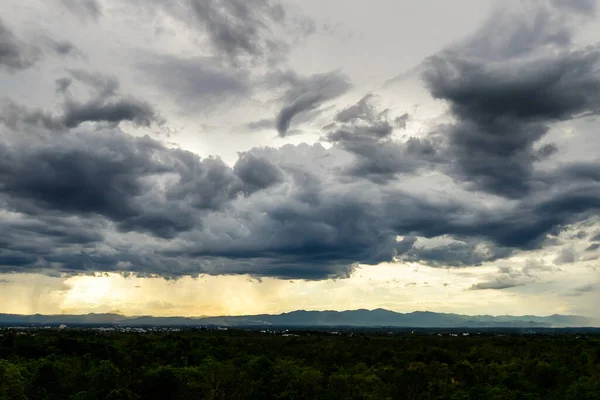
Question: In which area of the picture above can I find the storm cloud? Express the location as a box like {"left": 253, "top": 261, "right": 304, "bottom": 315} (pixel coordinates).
{"left": 2, "top": 118, "right": 598, "bottom": 279}
{"left": 1, "top": 0, "right": 600, "bottom": 282}
{"left": 324, "top": 94, "right": 443, "bottom": 182}
{"left": 423, "top": 0, "right": 600, "bottom": 197}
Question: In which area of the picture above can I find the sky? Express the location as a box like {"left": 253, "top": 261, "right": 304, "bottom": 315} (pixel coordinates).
{"left": 0, "top": 0, "right": 599, "bottom": 319}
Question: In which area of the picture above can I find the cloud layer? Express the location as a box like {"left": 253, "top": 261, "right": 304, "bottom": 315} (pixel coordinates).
{"left": 1, "top": 0, "right": 600, "bottom": 283}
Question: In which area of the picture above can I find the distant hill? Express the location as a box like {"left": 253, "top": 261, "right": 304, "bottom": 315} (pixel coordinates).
{"left": 0, "top": 309, "right": 595, "bottom": 328}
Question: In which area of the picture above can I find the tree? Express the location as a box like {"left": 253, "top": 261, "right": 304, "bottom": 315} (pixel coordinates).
{"left": 0, "top": 360, "right": 26, "bottom": 400}
{"left": 565, "top": 377, "right": 600, "bottom": 400}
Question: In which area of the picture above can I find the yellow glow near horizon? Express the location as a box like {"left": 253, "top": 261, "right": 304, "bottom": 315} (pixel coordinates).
{"left": 0, "top": 258, "right": 598, "bottom": 318}
{"left": 62, "top": 276, "right": 116, "bottom": 306}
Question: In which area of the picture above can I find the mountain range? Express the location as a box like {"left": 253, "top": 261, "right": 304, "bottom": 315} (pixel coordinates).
{"left": 0, "top": 309, "right": 596, "bottom": 328}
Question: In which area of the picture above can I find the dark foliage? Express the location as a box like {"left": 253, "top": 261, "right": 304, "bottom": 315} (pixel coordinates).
{"left": 0, "top": 329, "right": 598, "bottom": 399}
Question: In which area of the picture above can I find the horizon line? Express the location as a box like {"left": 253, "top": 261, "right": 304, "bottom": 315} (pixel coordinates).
{"left": 0, "top": 308, "right": 593, "bottom": 320}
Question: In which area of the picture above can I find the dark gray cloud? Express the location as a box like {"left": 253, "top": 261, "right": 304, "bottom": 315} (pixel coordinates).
{"left": 426, "top": 49, "right": 600, "bottom": 122}
{"left": 1, "top": 97, "right": 158, "bottom": 131}
{"left": 2, "top": 123, "right": 367, "bottom": 279}
{"left": 0, "top": 133, "right": 171, "bottom": 224}
{"left": 275, "top": 70, "right": 352, "bottom": 136}
{"left": 382, "top": 179, "right": 600, "bottom": 267}
{"left": 423, "top": 1, "right": 600, "bottom": 198}
{"left": 0, "top": 130, "right": 284, "bottom": 241}
{"left": 0, "top": 214, "right": 105, "bottom": 271}
{"left": 323, "top": 95, "right": 442, "bottom": 182}
{"left": 3, "top": 0, "right": 600, "bottom": 281}
{"left": 0, "top": 117, "right": 437, "bottom": 278}
{"left": 1, "top": 70, "right": 160, "bottom": 130}
{"left": 0, "top": 18, "right": 40, "bottom": 71}
{"left": 62, "top": 97, "right": 157, "bottom": 128}
{"left": 479, "top": 187, "right": 600, "bottom": 248}
{"left": 233, "top": 152, "right": 285, "bottom": 194}
{"left": 399, "top": 240, "right": 514, "bottom": 268}
{"left": 58, "top": 0, "right": 102, "bottom": 21}
{"left": 1, "top": 124, "right": 600, "bottom": 278}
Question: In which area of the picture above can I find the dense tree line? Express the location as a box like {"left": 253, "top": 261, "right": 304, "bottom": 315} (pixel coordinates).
{"left": 0, "top": 329, "right": 599, "bottom": 399}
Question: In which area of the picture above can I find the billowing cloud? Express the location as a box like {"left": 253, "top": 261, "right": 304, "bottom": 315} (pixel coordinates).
{"left": 1, "top": 0, "right": 600, "bottom": 285}
{"left": 0, "top": 129, "right": 284, "bottom": 240}
{"left": 233, "top": 152, "right": 285, "bottom": 194}
{"left": 324, "top": 94, "right": 442, "bottom": 182}
{"left": 423, "top": 0, "right": 600, "bottom": 197}
{"left": 1, "top": 116, "right": 597, "bottom": 279}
